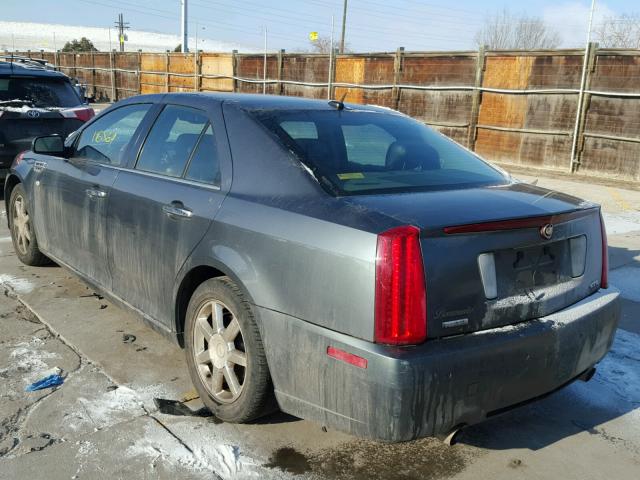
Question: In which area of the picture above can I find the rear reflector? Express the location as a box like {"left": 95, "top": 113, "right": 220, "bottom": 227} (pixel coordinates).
{"left": 327, "top": 346, "right": 368, "bottom": 369}
{"left": 60, "top": 107, "right": 95, "bottom": 123}
{"left": 444, "top": 209, "right": 595, "bottom": 235}
{"left": 374, "top": 225, "right": 427, "bottom": 345}
{"left": 600, "top": 212, "right": 609, "bottom": 289}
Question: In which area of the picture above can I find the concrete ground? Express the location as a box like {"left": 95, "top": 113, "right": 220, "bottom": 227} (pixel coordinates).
{"left": 0, "top": 173, "right": 639, "bottom": 480}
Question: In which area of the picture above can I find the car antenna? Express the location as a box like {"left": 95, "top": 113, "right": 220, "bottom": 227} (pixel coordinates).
{"left": 328, "top": 92, "right": 348, "bottom": 110}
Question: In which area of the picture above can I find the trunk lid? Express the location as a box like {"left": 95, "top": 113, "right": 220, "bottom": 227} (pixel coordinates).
{"left": 345, "top": 182, "right": 604, "bottom": 338}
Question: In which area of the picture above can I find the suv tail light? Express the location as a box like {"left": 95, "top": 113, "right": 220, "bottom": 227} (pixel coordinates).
{"left": 600, "top": 211, "right": 609, "bottom": 289}
{"left": 60, "top": 107, "right": 95, "bottom": 122}
{"left": 13, "top": 151, "right": 27, "bottom": 166}
{"left": 374, "top": 225, "right": 427, "bottom": 345}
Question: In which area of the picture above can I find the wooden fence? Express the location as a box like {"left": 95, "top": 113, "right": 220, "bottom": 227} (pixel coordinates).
{"left": 12, "top": 46, "right": 640, "bottom": 183}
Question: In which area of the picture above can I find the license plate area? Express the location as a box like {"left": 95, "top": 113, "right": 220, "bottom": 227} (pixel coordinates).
{"left": 494, "top": 240, "right": 571, "bottom": 297}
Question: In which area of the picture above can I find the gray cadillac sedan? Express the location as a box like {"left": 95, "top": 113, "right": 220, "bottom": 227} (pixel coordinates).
{"left": 4, "top": 93, "right": 620, "bottom": 442}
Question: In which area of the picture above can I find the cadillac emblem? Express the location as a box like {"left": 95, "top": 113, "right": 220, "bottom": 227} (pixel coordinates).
{"left": 540, "top": 223, "right": 554, "bottom": 240}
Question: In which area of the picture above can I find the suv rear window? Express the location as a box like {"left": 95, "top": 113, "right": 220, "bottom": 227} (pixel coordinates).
{"left": 253, "top": 109, "right": 508, "bottom": 195}
{"left": 0, "top": 76, "right": 80, "bottom": 108}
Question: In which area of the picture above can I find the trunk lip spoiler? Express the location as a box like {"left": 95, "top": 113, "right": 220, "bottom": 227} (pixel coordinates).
{"left": 443, "top": 207, "right": 599, "bottom": 235}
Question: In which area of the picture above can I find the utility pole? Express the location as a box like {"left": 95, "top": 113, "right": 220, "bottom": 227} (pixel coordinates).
{"left": 569, "top": 0, "right": 596, "bottom": 172}
{"left": 114, "top": 13, "right": 130, "bottom": 52}
{"left": 181, "top": 0, "right": 189, "bottom": 53}
{"left": 340, "top": 0, "right": 348, "bottom": 54}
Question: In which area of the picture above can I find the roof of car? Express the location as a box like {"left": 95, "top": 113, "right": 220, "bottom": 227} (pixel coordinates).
{"left": 159, "top": 92, "right": 396, "bottom": 113}
{"left": 0, "top": 59, "right": 69, "bottom": 79}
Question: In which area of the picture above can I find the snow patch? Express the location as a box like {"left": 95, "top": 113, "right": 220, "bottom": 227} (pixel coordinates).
{"left": 0, "top": 274, "right": 35, "bottom": 294}
{"left": 66, "top": 386, "right": 145, "bottom": 431}
{"left": 610, "top": 266, "right": 640, "bottom": 303}
{"left": 0, "top": 21, "right": 255, "bottom": 53}
{"left": 603, "top": 212, "right": 640, "bottom": 235}
{"left": 0, "top": 338, "right": 61, "bottom": 385}
{"left": 126, "top": 422, "right": 212, "bottom": 476}
{"left": 571, "top": 329, "right": 640, "bottom": 413}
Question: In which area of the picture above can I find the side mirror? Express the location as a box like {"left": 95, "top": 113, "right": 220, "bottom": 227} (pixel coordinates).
{"left": 32, "top": 135, "right": 66, "bottom": 156}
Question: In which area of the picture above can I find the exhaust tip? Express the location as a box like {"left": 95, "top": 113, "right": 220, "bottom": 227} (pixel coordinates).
{"left": 579, "top": 367, "right": 597, "bottom": 383}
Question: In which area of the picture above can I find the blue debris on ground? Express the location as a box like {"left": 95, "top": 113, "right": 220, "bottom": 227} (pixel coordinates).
{"left": 25, "top": 374, "right": 64, "bottom": 392}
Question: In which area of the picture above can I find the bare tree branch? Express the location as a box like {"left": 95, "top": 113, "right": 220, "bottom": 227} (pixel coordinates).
{"left": 308, "top": 36, "right": 350, "bottom": 54}
{"left": 474, "top": 9, "right": 561, "bottom": 50}
{"left": 594, "top": 13, "right": 640, "bottom": 49}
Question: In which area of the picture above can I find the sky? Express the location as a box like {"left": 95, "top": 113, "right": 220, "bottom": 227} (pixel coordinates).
{"left": 1, "top": 0, "right": 638, "bottom": 52}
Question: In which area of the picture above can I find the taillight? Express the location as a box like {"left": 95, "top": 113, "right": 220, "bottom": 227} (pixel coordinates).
{"left": 61, "top": 107, "right": 95, "bottom": 122}
{"left": 374, "top": 225, "right": 427, "bottom": 345}
{"left": 600, "top": 211, "right": 609, "bottom": 289}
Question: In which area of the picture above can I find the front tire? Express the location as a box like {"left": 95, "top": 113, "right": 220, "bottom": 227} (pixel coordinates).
{"left": 184, "top": 277, "right": 274, "bottom": 422}
{"left": 9, "top": 184, "right": 49, "bottom": 266}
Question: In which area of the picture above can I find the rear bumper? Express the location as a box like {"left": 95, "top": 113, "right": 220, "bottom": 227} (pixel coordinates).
{"left": 260, "top": 288, "right": 620, "bottom": 442}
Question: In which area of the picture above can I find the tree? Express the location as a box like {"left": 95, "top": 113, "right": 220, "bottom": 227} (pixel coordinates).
{"left": 61, "top": 37, "right": 98, "bottom": 52}
{"left": 474, "top": 9, "right": 561, "bottom": 50}
{"left": 594, "top": 13, "right": 640, "bottom": 49}
{"left": 309, "top": 35, "right": 350, "bottom": 54}
{"left": 174, "top": 44, "right": 182, "bottom": 52}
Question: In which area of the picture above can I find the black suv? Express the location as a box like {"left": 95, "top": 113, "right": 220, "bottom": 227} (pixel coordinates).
{"left": 1, "top": 56, "right": 94, "bottom": 180}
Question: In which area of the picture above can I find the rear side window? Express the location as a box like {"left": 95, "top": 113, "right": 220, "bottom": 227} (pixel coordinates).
{"left": 0, "top": 77, "right": 80, "bottom": 108}
{"left": 184, "top": 125, "right": 220, "bottom": 186}
{"left": 136, "top": 105, "right": 208, "bottom": 178}
{"left": 74, "top": 104, "right": 151, "bottom": 165}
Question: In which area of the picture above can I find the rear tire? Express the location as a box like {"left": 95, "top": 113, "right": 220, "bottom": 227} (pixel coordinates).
{"left": 9, "top": 184, "right": 49, "bottom": 266}
{"left": 184, "top": 277, "right": 274, "bottom": 422}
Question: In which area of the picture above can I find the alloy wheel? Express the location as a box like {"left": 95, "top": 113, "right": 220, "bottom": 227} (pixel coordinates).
{"left": 12, "top": 194, "right": 31, "bottom": 256}
{"left": 192, "top": 300, "right": 247, "bottom": 403}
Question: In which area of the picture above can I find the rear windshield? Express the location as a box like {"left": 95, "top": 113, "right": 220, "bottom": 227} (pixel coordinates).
{"left": 0, "top": 76, "right": 80, "bottom": 108}
{"left": 252, "top": 108, "right": 508, "bottom": 195}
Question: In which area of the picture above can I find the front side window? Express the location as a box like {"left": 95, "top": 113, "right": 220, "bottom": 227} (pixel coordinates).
{"left": 74, "top": 103, "right": 151, "bottom": 165}
{"left": 253, "top": 109, "right": 508, "bottom": 195}
{"left": 136, "top": 105, "right": 208, "bottom": 178}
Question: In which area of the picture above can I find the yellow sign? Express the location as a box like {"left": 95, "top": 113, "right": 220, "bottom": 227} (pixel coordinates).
{"left": 337, "top": 172, "right": 364, "bottom": 180}
{"left": 309, "top": 31, "right": 318, "bottom": 41}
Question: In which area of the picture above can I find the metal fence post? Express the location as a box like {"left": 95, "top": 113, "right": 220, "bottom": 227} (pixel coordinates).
{"left": 392, "top": 47, "right": 405, "bottom": 110}
{"left": 110, "top": 50, "right": 117, "bottom": 102}
{"left": 467, "top": 45, "right": 487, "bottom": 151}
{"left": 232, "top": 50, "right": 238, "bottom": 93}
{"left": 91, "top": 50, "right": 96, "bottom": 98}
{"left": 571, "top": 42, "right": 598, "bottom": 172}
{"left": 165, "top": 51, "right": 170, "bottom": 93}
{"left": 194, "top": 50, "right": 201, "bottom": 92}
{"left": 277, "top": 49, "right": 285, "bottom": 96}
{"left": 137, "top": 49, "right": 142, "bottom": 94}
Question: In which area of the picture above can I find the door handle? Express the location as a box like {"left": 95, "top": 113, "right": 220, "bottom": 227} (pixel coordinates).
{"left": 162, "top": 202, "right": 193, "bottom": 218}
{"left": 86, "top": 188, "right": 107, "bottom": 199}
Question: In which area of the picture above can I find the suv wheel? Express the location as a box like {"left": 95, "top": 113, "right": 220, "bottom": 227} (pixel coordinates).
{"left": 9, "top": 184, "right": 49, "bottom": 266}
{"left": 185, "top": 277, "right": 274, "bottom": 422}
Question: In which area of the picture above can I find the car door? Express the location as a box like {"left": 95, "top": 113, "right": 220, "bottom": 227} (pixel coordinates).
{"left": 33, "top": 103, "right": 154, "bottom": 289}
{"left": 107, "top": 101, "right": 230, "bottom": 328}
